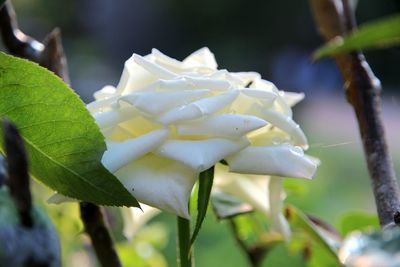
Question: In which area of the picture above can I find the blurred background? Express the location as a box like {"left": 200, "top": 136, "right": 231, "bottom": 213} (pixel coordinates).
{"left": 2, "top": 0, "right": 400, "bottom": 266}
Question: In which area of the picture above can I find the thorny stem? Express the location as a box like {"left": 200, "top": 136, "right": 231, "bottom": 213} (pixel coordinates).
{"left": 310, "top": 0, "right": 400, "bottom": 227}
{"left": 0, "top": 1, "right": 121, "bottom": 264}
{"left": 3, "top": 120, "right": 33, "bottom": 228}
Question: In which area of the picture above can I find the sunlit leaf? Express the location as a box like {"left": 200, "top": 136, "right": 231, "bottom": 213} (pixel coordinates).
{"left": 314, "top": 14, "right": 400, "bottom": 59}
{"left": 338, "top": 211, "right": 379, "bottom": 236}
{"left": 0, "top": 53, "right": 139, "bottom": 207}
{"left": 285, "top": 205, "right": 341, "bottom": 264}
{"left": 191, "top": 167, "right": 214, "bottom": 245}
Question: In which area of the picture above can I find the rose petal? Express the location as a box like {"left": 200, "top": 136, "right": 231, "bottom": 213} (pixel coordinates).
{"left": 87, "top": 95, "right": 119, "bottom": 113}
{"left": 102, "top": 128, "right": 169, "bottom": 172}
{"left": 229, "top": 71, "right": 261, "bottom": 85}
{"left": 183, "top": 47, "right": 218, "bottom": 69}
{"left": 116, "top": 54, "right": 158, "bottom": 94}
{"left": 115, "top": 154, "right": 198, "bottom": 219}
{"left": 132, "top": 54, "right": 177, "bottom": 79}
{"left": 157, "top": 90, "right": 239, "bottom": 124}
{"left": 226, "top": 144, "right": 318, "bottom": 179}
{"left": 156, "top": 138, "right": 250, "bottom": 172}
{"left": 176, "top": 114, "right": 267, "bottom": 138}
{"left": 268, "top": 177, "right": 291, "bottom": 240}
{"left": 239, "top": 88, "right": 277, "bottom": 101}
{"left": 214, "top": 164, "right": 270, "bottom": 214}
{"left": 251, "top": 78, "right": 293, "bottom": 116}
{"left": 120, "top": 89, "right": 210, "bottom": 115}
{"left": 184, "top": 76, "right": 232, "bottom": 91}
{"left": 122, "top": 204, "right": 160, "bottom": 240}
{"left": 259, "top": 109, "right": 308, "bottom": 148}
{"left": 152, "top": 48, "right": 184, "bottom": 71}
{"left": 93, "top": 85, "right": 117, "bottom": 100}
{"left": 93, "top": 106, "right": 138, "bottom": 129}
{"left": 281, "top": 91, "right": 305, "bottom": 107}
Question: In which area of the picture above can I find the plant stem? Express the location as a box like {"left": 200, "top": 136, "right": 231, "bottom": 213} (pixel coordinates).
{"left": 309, "top": 0, "right": 400, "bottom": 228}
{"left": 3, "top": 120, "right": 32, "bottom": 228}
{"left": 80, "top": 202, "right": 122, "bottom": 267}
{"left": 177, "top": 216, "right": 192, "bottom": 267}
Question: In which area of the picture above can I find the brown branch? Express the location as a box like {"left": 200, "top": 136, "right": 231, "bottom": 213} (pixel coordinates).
{"left": 309, "top": 0, "right": 400, "bottom": 228}
{"left": 1, "top": 1, "right": 122, "bottom": 265}
{"left": 3, "top": 120, "right": 33, "bottom": 228}
{"left": 80, "top": 203, "right": 122, "bottom": 267}
{"left": 0, "top": 1, "right": 43, "bottom": 62}
{"left": 0, "top": 1, "right": 69, "bottom": 83}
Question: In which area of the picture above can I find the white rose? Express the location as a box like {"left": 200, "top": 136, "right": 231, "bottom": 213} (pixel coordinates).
{"left": 88, "top": 48, "right": 318, "bottom": 221}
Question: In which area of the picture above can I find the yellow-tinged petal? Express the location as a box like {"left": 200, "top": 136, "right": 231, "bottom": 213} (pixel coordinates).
{"left": 120, "top": 89, "right": 210, "bottom": 115}
{"left": 157, "top": 90, "right": 239, "bottom": 124}
{"left": 93, "top": 106, "right": 138, "bottom": 129}
{"left": 102, "top": 129, "right": 169, "bottom": 172}
{"left": 258, "top": 109, "right": 308, "bottom": 148}
{"left": 115, "top": 154, "right": 198, "bottom": 219}
{"left": 156, "top": 138, "right": 249, "bottom": 172}
{"left": 183, "top": 47, "right": 218, "bottom": 69}
{"left": 226, "top": 144, "right": 318, "bottom": 179}
{"left": 214, "top": 164, "right": 270, "bottom": 214}
{"left": 122, "top": 204, "right": 160, "bottom": 240}
{"left": 176, "top": 114, "right": 267, "bottom": 138}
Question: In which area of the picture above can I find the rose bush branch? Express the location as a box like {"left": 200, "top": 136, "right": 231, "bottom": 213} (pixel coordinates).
{"left": 0, "top": 1, "right": 122, "bottom": 265}
{"left": 310, "top": 0, "right": 400, "bottom": 227}
{"left": 0, "top": 0, "right": 69, "bottom": 83}
{"left": 3, "top": 120, "right": 32, "bottom": 228}
{"left": 80, "top": 203, "right": 122, "bottom": 267}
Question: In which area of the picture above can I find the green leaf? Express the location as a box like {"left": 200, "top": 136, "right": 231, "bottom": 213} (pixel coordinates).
{"left": 190, "top": 166, "right": 214, "bottom": 245}
{"left": 285, "top": 205, "right": 341, "bottom": 263}
{"left": 177, "top": 216, "right": 192, "bottom": 267}
{"left": 314, "top": 14, "right": 400, "bottom": 59}
{"left": 338, "top": 211, "right": 379, "bottom": 236}
{"left": 0, "top": 0, "right": 5, "bottom": 8}
{"left": 0, "top": 52, "right": 139, "bottom": 207}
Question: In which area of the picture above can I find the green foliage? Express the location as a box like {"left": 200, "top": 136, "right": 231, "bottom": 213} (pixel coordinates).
{"left": 337, "top": 211, "right": 379, "bottom": 236}
{"left": 190, "top": 167, "right": 214, "bottom": 246}
{"left": 314, "top": 14, "right": 400, "bottom": 59}
{"left": 0, "top": 53, "right": 138, "bottom": 207}
{"left": 286, "top": 206, "right": 341, "bottom": 265}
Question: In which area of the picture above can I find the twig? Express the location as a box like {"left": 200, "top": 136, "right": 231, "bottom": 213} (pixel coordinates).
{"left": 0, "top": 1, "right": 122, "bottom": 264}
{"left": 309, "top": 0, "right": 400, "bottom": 228}
{"left": 0, "top": 1, "right": 43, "bottom": 62}
{"left": 80, "top": 203, "right": 122, "bottom": 267}
{"left": 0, "top": 1, "right": 70, "bottom": 83}
{"left": 3, "top": 120, "right": 33, "bottom": 228}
